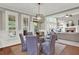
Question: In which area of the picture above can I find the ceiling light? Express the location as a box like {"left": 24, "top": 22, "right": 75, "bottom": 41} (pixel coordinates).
{"left": 65, "top": 14, "right": 72, "bottom": 17}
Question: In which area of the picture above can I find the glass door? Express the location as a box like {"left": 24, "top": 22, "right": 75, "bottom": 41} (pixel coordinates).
{"left": 5, "top": 11, "right": 19, "bottom": 45}
{"left": 21, "top": 14, "right": 29, "bottom": 33}
{"left": 8, "top": 15, "right": 16, "bottom": 40}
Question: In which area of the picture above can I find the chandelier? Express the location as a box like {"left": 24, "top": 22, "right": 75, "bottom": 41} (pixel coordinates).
{"left": 33, "top": 3, "right": 44, "bottom": 22}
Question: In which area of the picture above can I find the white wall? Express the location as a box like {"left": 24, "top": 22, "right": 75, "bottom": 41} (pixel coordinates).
{"left": 57, "top": 14, "right": 79, "bottom": 26}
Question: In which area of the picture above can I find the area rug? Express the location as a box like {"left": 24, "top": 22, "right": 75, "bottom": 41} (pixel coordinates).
{"left": 55, "top": 43, "right": 66, "bottom": 55}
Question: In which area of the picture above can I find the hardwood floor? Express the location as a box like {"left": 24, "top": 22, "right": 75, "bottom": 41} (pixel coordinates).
{"left": 0, "top": 45, "right": 26, "bottom": 55}
{"left": 0, "top": 47, "right": 12, "bottom": 55}
{"left": 0, "top": 43, "right": 79, "bottom": 55}
{"left": 60, "top": 45, "right": 79, "bottom": 55}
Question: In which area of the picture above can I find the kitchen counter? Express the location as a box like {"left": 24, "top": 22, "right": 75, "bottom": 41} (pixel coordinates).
{"left": 56, "top": 32, "right": 79, "bottom": 42}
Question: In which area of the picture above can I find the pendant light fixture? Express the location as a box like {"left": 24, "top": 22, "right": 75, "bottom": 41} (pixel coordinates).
{"left": 34, "top": 3, "right": 44, "bottom": 22}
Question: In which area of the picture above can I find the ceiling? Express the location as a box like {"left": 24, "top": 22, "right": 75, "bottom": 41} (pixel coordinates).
{"left": 0, "top": 3, "right": 79, "bottom": 16}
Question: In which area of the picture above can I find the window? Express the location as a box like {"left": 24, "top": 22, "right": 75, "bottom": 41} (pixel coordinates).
{"left": 45, "top": 16, "right": 57, "bottom": 32}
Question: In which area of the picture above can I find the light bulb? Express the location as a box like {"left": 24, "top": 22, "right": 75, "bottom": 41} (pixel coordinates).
{"left": 65, "top": 14, "right": 69, "bottom": 17}
{"left": 37, "top": 16, "right": 41, "bottom": 20}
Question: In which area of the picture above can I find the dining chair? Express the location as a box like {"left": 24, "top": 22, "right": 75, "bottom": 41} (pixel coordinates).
{"left": 19, "top": 33, "right": 27, "bottom": 51}
{"left": 42, "top": 32, "right": 57, "bottom": 55}
{"left": 26, "top": 35, "right": 39, "bottom": 55}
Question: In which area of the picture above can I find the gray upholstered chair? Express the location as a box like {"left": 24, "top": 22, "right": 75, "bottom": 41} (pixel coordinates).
{"left": 42, "top": 32, "right": 57, "bottom": 55}
{"left": 26, "top": 35, "right": 39, "bottom": 55}
{"left": 19, "top": 33, "right": 27, "bottom": 51}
